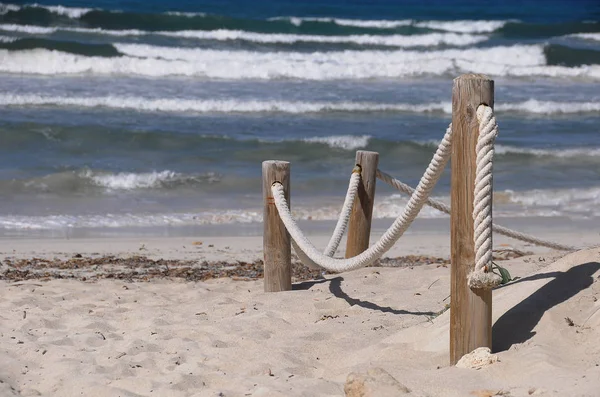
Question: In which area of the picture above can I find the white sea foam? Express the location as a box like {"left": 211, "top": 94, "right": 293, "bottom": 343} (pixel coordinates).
{"left": 303, "top": 135, "right": 371, "bottom": 150}
{"left": 0, "top": 23, "right": 145, "bottom": 36}
{"left": 0, "top": 24, "right": 57, "bottom": 34}
{"left": 166, "top": 11, "right": 206, "bottom": 17}
{"left": 499, "top": 187, "right": 600, "bottom": 218}
{"left": 4, "top": 94, "right": 600, "bottom": 117}
{"left": 414, "top": 20, "right": 510, "bottom": 33}
{"left": 0, "top": 3, "right": 94, "bottom": 18}
{"left": 269, "top": 16, "right": 413, "bottom": 29}
{"left": 31, "top": 3, "right": 94, "bottom": 18}
{"left": 0, "top": 24, "right": 486, "bottom": 47}
{"left": 270, "top": 17, "right": 510, "bottom": 33}
{"left": 0, "top": 3, "right": 19, "bottom": 15}
{"left": 2, "top": 44, "right": 569, "bottom": 79}
{"left": 0, "top": 35, "right": 16, "bottom": 42}
{"left": 494, "top": 145, "right": 600, "bottom": 158}
{"left": 156, "top": 30, "right": 487, "bottom": 47}
{"left": 1, "top": 186, "right": 600, "bottom": 231}
{"left": 80, "top": 170, "right": 182, "bottom": 190}
{"left": 113, "top": 43, "right": 543, "bottom": 67}
{"left": 496, "top": 99, "right": 600, "bottom": 114}
{"left": 566, "top": 33, "right": 600, "bottom": 42}
{"left": 0, "top": 93, "right": 449, "bottom": 113}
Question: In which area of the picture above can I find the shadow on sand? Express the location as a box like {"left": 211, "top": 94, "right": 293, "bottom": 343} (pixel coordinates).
{"left": 294, "top": 276, "right": 437, "bottom": 316}
{"left": 493, "top": 261, "right": 600, "bottom": 352}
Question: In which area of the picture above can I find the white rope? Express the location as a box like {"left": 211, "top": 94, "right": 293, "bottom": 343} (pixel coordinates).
{"left": 292, "top": 170, "right": 361, "bottom": 270}
{"left": 469, "top": 105, "right": 501, "bottom": 288}
{"left": 272, "top": 125, "right": 453, "bottom": 273}
{"left": 323, "top": 169, "right": 361, "bottom": 257}
{"left": 375, "top": 169, "right": 576, "bottom": 252}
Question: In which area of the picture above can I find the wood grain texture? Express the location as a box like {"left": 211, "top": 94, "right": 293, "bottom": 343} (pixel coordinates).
{"left": 345, "top": 151, "right": 379, "bottom": 259}
{"left": 450, "top": 74, "right": 494, "bottom": 364}
{"left": 262, "top": 160, "right": 292, "bottom": 292}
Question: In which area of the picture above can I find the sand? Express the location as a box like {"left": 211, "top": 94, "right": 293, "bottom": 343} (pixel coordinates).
{"left": 1, "top": 230, "right": 599, "bottom": 396}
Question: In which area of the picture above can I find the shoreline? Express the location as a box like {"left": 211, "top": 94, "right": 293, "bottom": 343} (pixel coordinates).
{"left": 0, "top": 215, "right": 596, "bottom": 261}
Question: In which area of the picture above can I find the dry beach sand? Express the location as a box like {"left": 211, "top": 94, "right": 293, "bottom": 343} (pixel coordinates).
{"left": 1, "top": 228, "right": 599, "bottom": 396}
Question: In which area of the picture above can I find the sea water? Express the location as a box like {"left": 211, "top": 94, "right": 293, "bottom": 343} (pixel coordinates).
{"left": 0, "top": 0, "right": 599, "bottom": 237}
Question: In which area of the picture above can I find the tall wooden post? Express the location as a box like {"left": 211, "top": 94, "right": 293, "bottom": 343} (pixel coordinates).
{"left": 263, "top": 160, "right": 292, "bottom": 292}
{"left": 345, "top": 150, "right": 379, "bottom": 258}
{"left": 450, "top": 74, "right": 494, "bottom": 364}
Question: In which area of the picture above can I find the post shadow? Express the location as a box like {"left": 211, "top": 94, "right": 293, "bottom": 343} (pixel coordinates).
{"left": 327, "top": 276, "right": 437, "bottom": 316}
{"left": 493, "top": 261, "right": 600, "bottom": 352}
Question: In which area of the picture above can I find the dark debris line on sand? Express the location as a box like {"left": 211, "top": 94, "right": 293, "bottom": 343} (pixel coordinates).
{"left": 0, "top": 250, "right": 529, "bottom": 283}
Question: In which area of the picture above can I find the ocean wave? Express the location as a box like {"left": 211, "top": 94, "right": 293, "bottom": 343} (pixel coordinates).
{"left": 31, "top": 3, "right": 93, "bottom": 18}
{"left": 414, "top": 20, "right": 510, "bottom": 33}
{"left": 3, "top": 185, "right": 599, "bottom": 231}
{"left": 80, "top": 170, "right": 212, "bottom": 190}
{"left": 156, "top": 30, "right": 486, "bottom": 47}
{"left": 303, "top": 135, "right": 371, "bottom": 150}
{"left": 2, "top": 4, "right": 508, "bottom": 34}
{"left": 3, "top": 169, "right": 221, "bottom": 194}
{"left": 0, "top": 3, "right": 22, "bottom": 15}
{"left": 268, "top": 16, "right": 413, "bottom": 29}
{"left": 4, "top": 44, "right": 582, "bottom": 80}
{"left": 410, "top": 140, "right": 600, "bottom": 159}
{"left": 0, "top": 93, "right": 450, "bottom": 113}
{"left": 494, "top": 145, "right": 600, "bottom": 158}
{"left": 0, "top": 24, "right": 486, "bottom": 47}
{"left": 0, "top": 37, "right": 122, "bottom": 57}
{"left": 0, "top": 23, "right": 144, "bottom": 36}
{"left": 4, "top": 94, "right": 600, "bottom": 116}
{"left": 1, "top": 3, "right": 94, "bottom": 18}
{"left": 496, "top": 99, "right": 600, "bottom": 114}
{"left": 497, "top": 187, "right": 600, "bottom": 218}
{"left": 567, "top": 33, "right": 600, "bottom": 42}
{"left": 165, "top": 11, "right": 206, "bottom": 17}
{"left": 269, "top": 16, "right": 510, "bottom": 33}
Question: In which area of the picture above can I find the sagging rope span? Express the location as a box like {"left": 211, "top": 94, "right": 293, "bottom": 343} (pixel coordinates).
{"left": 375, "top": 171, "right": 575, "bottom": 252}
{"left": 323, "top": 167, "right": 361, "bottom": 257}
{"left": 272, "top": 123, "right": 453, "bottom": 273}
{"left": 271, "top": 105, "right": 577, "bottom": 288}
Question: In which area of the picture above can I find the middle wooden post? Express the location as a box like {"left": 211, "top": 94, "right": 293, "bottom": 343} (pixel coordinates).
{"left": 345, "top": 150, "right": 379, "bottom": 258}
{"left": 450, "top": 74, "right": 494, "bottom": 365}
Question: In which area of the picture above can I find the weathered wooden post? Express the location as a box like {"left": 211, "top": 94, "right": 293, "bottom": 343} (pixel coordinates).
{"left": 262, "top": 160, "right": 292, "bottom": 292}
{"left": 345, "top": 150, "right": 379, "bottom": 258}
{"left": 450, "top": 74, "right": 494, "bottom": 364}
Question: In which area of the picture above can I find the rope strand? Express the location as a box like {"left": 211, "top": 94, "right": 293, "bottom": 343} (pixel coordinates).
{"left": 375, "top": 169, "right": 575, "bottom": 252}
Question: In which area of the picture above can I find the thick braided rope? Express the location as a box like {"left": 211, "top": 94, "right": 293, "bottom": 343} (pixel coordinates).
{"left": 271, "top": 125, "right": 453, "bottom": 272}
{"left": 469, "top": 105, "right": 501, "bottom": 288}
{"left": 376, "top": 169, "right": 575, "bottom": 251}
{"left": 323, "top": 169, "right": 361, "bottom": 257}
{"left": 291, "top": 170, "right": 361, "bottom": 270}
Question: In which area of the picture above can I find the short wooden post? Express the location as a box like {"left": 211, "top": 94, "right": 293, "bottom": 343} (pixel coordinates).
{"left": 345, "top": 150, "right": 379, "bottom": 258}
{"left": 262, "top": 160, "right": 292, "bottom": 292}
{"left": 450, "top": 74, "right": 494, "bottom": 364}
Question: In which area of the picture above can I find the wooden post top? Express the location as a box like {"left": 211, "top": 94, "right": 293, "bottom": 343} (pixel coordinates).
{"left": 262, "top": 160, "right": 290, "bottom": 166}
{"left": 453, "top": 73, "right": 492, "bottom": 82}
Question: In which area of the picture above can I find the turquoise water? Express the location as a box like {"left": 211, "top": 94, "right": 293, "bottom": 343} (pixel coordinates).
{"left": 1, "top": 1, "right": 599, "bottom": 236}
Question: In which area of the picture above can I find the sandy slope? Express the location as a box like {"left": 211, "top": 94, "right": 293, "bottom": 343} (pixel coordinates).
{"left": 1, "top": 236, "right": 598, "bottom": 396}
